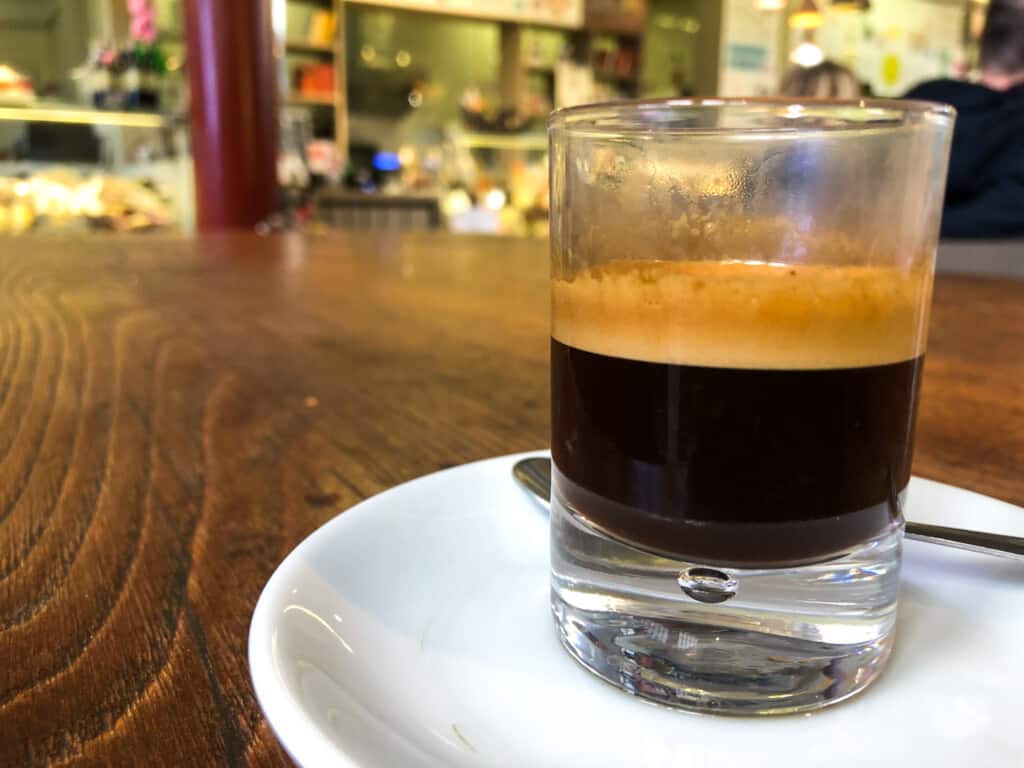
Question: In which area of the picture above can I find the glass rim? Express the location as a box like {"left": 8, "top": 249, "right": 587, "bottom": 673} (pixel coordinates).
{"left": 548, "top": 96, "right": 955, "bottom": 135}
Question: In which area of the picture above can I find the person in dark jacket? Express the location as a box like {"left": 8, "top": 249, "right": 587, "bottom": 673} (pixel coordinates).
{"left": 906, "top": 0, "right": 1024, "bottom": 238}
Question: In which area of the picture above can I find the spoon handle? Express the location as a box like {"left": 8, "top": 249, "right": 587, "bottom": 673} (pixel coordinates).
{"left": 905, "top": 522, "right": 1024, "bottom": 560}
{"left": 512, "top": 456, "right": 552, "bottom": 503}
{"left": 514, "top": 457, "right": 1024, "bottom": 562}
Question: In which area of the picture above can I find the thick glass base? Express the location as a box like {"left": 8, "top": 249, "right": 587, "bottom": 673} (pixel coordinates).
{"left": 550, "top": 495, "right": 902, "bottom": 715}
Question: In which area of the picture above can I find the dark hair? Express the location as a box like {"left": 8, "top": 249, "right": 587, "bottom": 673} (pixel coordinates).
{"left": 779, "top": 61, "right": 862, "bottom": 99}
{"left": 981, "top": 0, "right": 1024, "bottom": 75}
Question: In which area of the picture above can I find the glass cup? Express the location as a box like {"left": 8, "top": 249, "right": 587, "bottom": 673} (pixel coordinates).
{"left": 548, "top": 99, "right": 954, "bottom": 714}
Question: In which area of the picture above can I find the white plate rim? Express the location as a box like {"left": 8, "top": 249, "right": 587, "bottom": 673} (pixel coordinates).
{"left": 248, "top": 450, "right": 1024, "bottom": 767}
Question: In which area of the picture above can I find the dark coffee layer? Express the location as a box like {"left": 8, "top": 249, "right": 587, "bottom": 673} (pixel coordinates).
{"left": 551, "top": 339, "right": 923, "bottom": 566}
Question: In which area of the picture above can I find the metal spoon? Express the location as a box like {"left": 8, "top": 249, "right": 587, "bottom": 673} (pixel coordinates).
{"left": 513, "top": 456, "right": 1024, "bottom": 561}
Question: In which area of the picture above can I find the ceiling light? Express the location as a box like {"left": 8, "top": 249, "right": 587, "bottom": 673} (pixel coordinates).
{"left": 790, "top": 41, "right": 825, "bottom": 67}
{"left": 789, "top": 0, "right": 822, "bottom": 28}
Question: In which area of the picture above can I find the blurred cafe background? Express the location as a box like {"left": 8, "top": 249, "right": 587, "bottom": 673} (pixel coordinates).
{"left": 0, "top": 0, "right": 996, "bottom": 239}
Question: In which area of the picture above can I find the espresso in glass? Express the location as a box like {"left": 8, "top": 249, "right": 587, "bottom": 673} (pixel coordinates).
{"left": 552, "top": 257, "right": 928, "bottom": 568}
{"left": 547, "top": 99, "right": 952, "bottom": 715}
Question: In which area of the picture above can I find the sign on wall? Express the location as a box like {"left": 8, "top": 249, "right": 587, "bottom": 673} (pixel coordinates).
{"left": 718, "top": 0, "right": 782, "bottom": 97}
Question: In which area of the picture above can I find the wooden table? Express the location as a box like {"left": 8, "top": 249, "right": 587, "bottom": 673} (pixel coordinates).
{"left": 1, "top": 232, "right": 1021, "bottom": 766}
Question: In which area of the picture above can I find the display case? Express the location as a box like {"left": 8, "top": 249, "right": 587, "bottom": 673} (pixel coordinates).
{"left": 0, "top": 0, "right": 192, "bottom": 235}
{"left": 0, "top": 103, "right": 192, "bottom": 234}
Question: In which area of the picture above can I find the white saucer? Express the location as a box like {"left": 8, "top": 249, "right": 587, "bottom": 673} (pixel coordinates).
{"left": 249, "top": 452, "right": 1024, "bottom": 768}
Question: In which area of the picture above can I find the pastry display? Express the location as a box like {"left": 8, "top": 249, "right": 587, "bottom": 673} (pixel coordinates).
{"left": 0, "top": 170, "right": 174, "bottom": 233}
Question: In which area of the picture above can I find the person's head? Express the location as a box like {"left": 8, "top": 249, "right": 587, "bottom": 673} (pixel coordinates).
{"left": 779, "top": 61, "right": 861, "bottom": 99}
{"left": 980, "top": 0, "right": 1024, "bottom": 89}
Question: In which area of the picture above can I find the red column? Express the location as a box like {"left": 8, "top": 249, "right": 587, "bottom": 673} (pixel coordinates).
{"left": 184, "top": 0, "right": 279, "bottom": 230}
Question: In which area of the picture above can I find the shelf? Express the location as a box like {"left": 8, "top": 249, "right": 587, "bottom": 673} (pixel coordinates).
{"left": 583, "top": 18, "right": 646, "bottom": 37}
{"left": 286, "top": 94, "right": 336, "bottom": 107}
{"left": 594, "top": 70, "right": 639, "bottom": 83}
{"left": 453, "top": 132, "right": 548, "bottom": 151}
{"left": 344, "top": 0, "right": 581, "bottom": 29}
{"left": 0, "top": 104, "right": 165, "bottom": 129}
{"left": 285, "top": 40, "right": 335, "bottom": 55}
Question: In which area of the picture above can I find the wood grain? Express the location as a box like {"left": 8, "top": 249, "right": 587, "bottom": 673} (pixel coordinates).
{"left": 0, "top": 231, "right": 1020, "bottom": 766}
